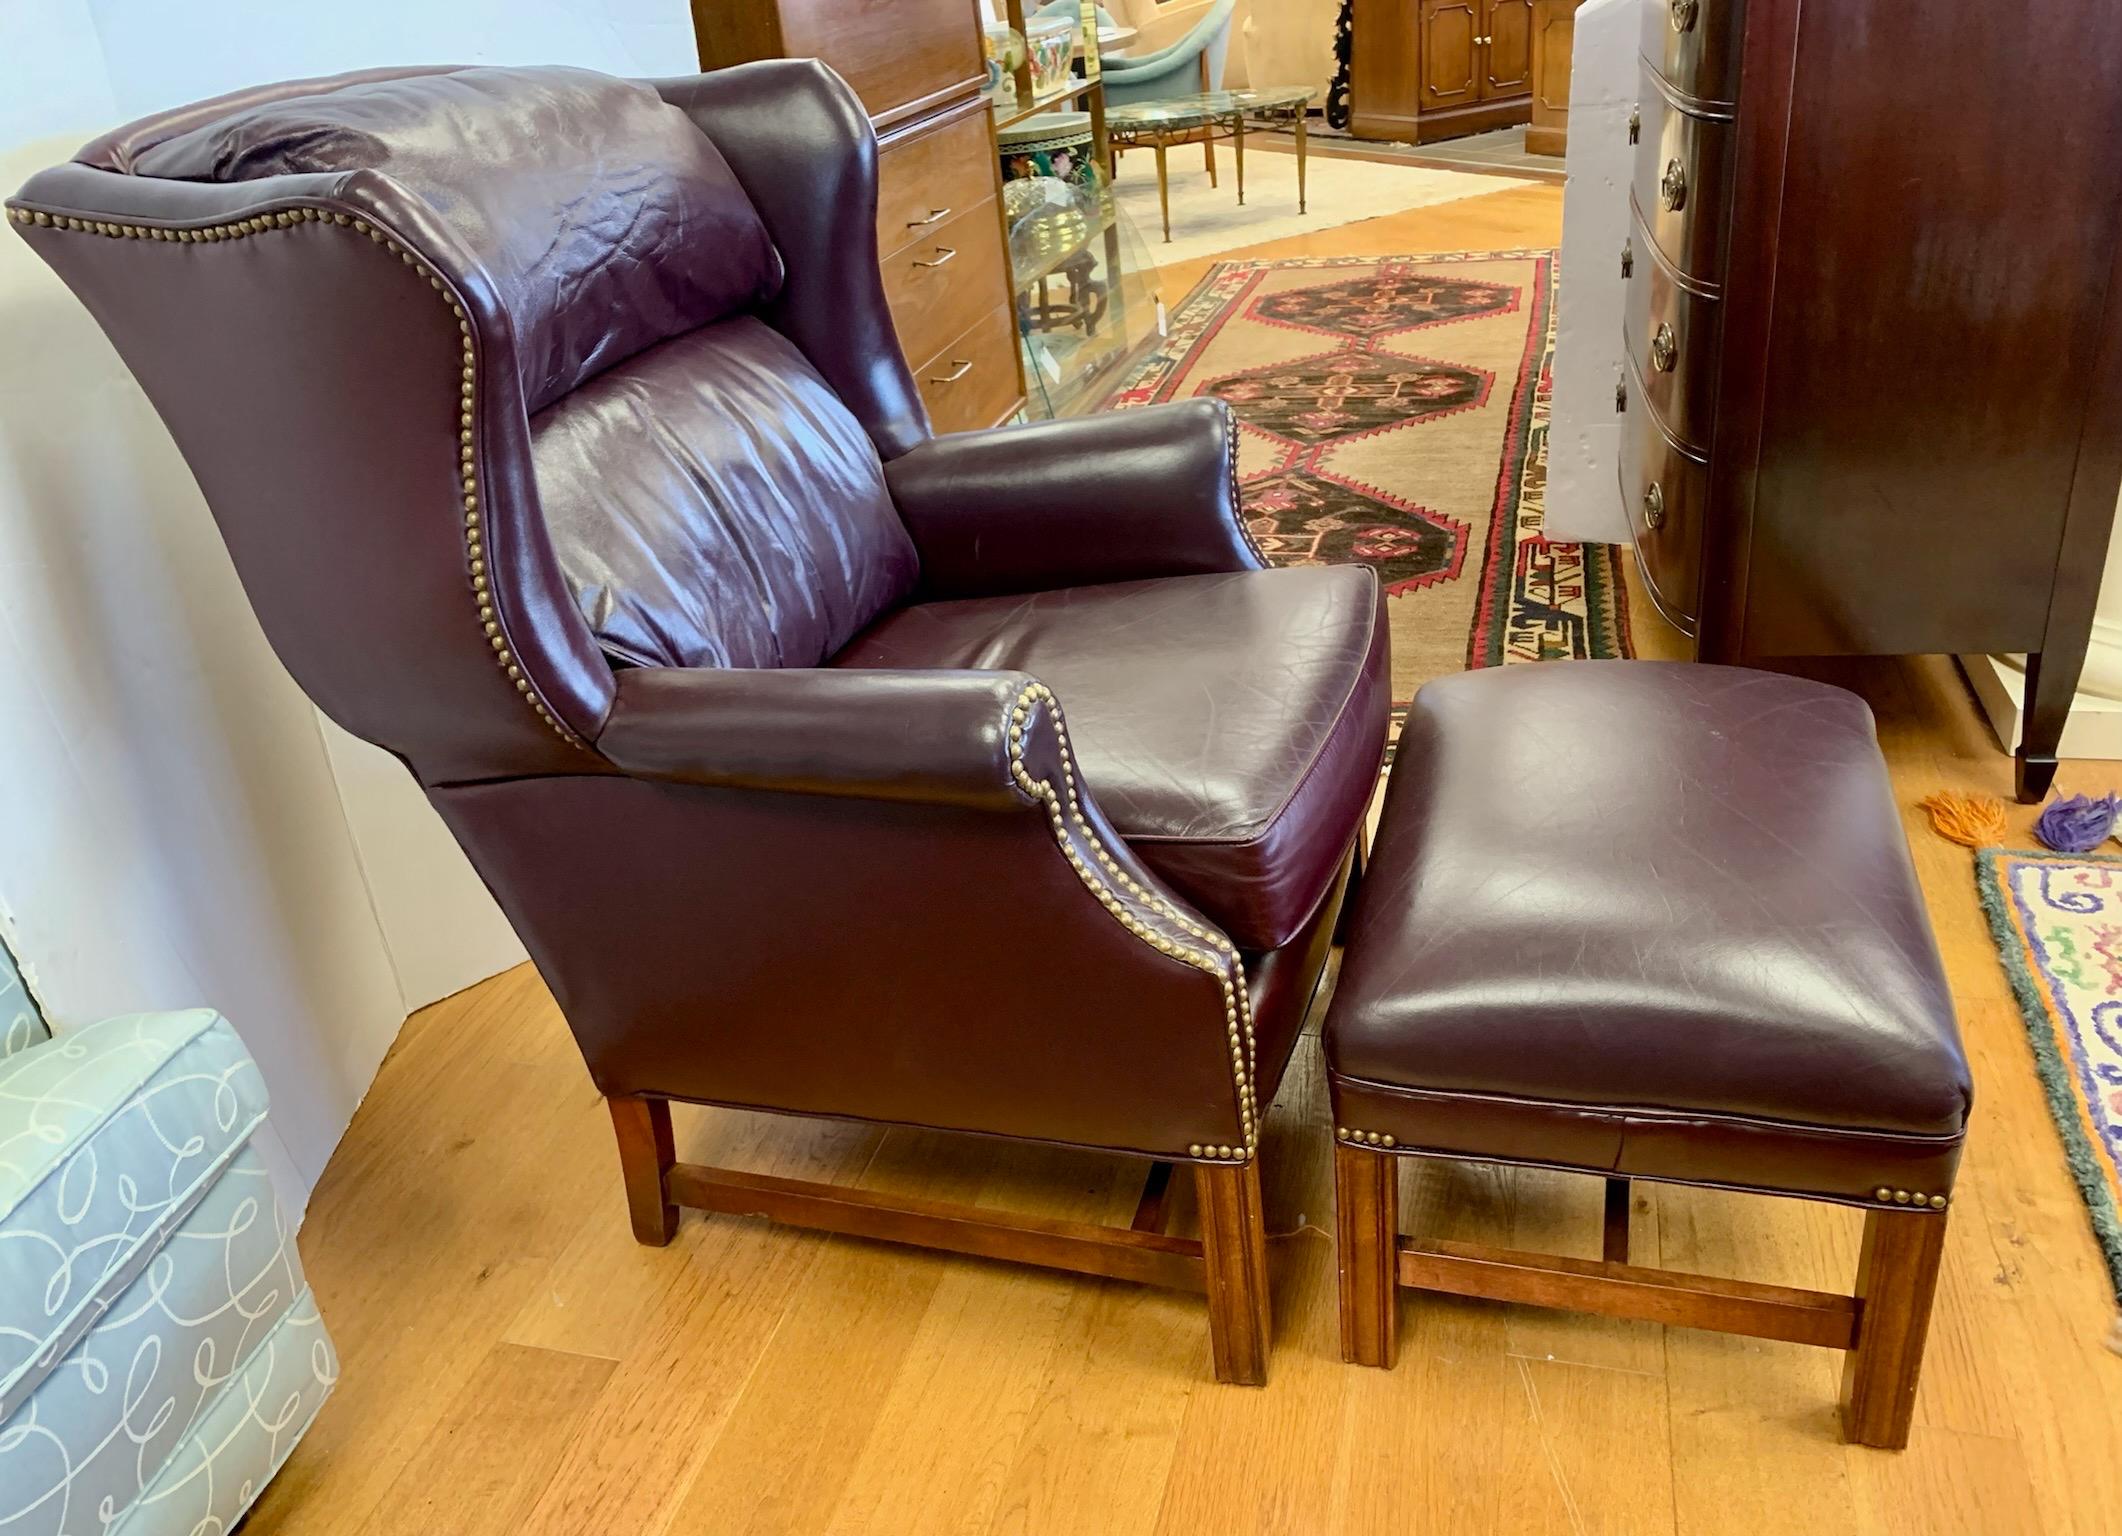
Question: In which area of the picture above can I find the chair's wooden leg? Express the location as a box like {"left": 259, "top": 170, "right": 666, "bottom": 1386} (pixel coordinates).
{"left": 1603, "top": 1177, "right": 1631, "bottom": 1264}
{"left": 1335, "top": 1142, "right": 1399, "bottom": 1368}
{"left": 1840, "top": 1207, "right": 1948, "bottom": 1449}
{"left": 1196, "top": 1160, "right": 1271, "bottom": 1385}
{"left": 608, "top": 1095, "right": 678, "bottom": 1247}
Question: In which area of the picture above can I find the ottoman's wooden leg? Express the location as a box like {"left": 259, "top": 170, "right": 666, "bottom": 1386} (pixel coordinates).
{"left": 1840, "top": 1207, "right": 1948, "bottom": 1448}
{"left": 1197, "top": 1161, "right": 1272, "bottom": 1385}
{"left": 1603, "top": 1177, "right": 1632, "bottom": 1264}
{"left": 609, "top": 1095, "right": 679, "bottom": 1247}
{"left": 1335, "top": 1143, "right": 1399, "bottom": 1368}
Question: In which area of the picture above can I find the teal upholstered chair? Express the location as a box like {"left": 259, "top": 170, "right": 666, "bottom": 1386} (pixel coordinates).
{"left": 0, "top": 941, "right": 336, "bottom": 1535}
{"left": 1101, "top": 0, "right": 1238, "bottom": 105}
{"left": 1032, "top": 0, "right": 1121, "bottom": 31}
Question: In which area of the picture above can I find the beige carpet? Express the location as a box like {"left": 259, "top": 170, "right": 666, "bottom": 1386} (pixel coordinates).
{"left": 1109, "top": 146, "right": 1499, "bottom": 268}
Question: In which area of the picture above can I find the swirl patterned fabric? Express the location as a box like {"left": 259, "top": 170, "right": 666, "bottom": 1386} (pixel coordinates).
{"left": 0, "top": 1010, "right": 336, "bottom": 1534}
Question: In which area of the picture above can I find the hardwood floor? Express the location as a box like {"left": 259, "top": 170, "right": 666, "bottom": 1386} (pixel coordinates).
{"left": 250, "top": 187, "right": 2122, "bottom": 1535}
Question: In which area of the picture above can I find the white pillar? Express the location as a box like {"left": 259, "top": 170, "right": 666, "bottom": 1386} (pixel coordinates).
{"left": 1962, "top": 493, "right": 2122, "bottom": 759}
{"left": 1544, "top": 0, "right": 1640, "bottom": 544}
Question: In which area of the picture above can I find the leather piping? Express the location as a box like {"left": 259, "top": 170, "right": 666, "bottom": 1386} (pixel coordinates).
{"left": 3, "top": 199, "right": 586, "bottom": 749}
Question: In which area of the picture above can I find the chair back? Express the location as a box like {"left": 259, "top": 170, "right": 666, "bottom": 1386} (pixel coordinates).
{"left": 10, "top": 63, "right": 925, "bottom": 784}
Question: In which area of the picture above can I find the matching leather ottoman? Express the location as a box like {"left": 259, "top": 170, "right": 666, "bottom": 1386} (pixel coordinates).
{"left": 1323, "top": 662, "right": 1971, "bottom": 1449}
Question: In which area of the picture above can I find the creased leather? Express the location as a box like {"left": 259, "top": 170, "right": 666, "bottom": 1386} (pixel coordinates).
{"left": 11, "top": 62, "right": 1387, "bottom": 1163}
{"left": 531, "top": 317, "right": 915, "bottom": 670}
{"left": 885, "top": 399, "right": 1265, "bottom": 598}
{"left": 1324, "top": 662, "right": 1971, "bottom": 1206}
{"left": 651, "top": 64, "right": 931, "bottom": 462}
{"left": 127, "top": 65, "right": 783, "bottom": 413}
{"left": 832, "top": 567, "right": 1390, "bottom": 949}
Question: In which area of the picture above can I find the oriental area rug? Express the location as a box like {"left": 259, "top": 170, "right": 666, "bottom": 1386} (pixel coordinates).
{"left": 1977, "top": 849, "right": 2122, "bottom": 1333}
{"left": 1100, "top": 251, "right": 1632, "bottom": 742}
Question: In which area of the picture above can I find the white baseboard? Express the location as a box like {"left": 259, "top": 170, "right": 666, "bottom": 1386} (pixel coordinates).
{"left": 1957, "top": 653, "right": 2122, "bottom": 760}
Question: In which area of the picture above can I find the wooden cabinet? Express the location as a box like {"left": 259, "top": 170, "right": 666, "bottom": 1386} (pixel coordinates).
{"left": 1482, "top": 0, "right": 1533, "bottom": 97}
{"left": 1615, "top": 0, "right": 2122, "bottom": 802}
{"left": 1417, "top": 0, "right": 1481, "bottom": 112}
{"left": 693, "top": 0, "right": 1024, "bottom": 429}
{"left": 1526, "top": 0, "right": 1584, "bottom": 156}
{"left": 1352, "top": 0, "right": 1537, "bottom": 143}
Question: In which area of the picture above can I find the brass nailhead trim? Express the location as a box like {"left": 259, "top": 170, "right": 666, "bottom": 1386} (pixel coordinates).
{"left": 1010, "top": 682, "right": 1254, "bottom": 1164}
{"left": 1334, "top": 1126, "right": 1396, "bottom": 1150}
{"left": 1874, "top": 1185, "right": 1948, "bottom": 1210}
{"left": 9, "top": 198, "right": 583, "bottom": 748}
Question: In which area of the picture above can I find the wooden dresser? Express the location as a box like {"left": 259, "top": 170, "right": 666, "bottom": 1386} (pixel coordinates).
{"left": 1617, "top": 0, "right": 2122, "bottom": 800}
{"left": 692, "top": 0, "right": 1026, "bottom": 433}
{"left": 1349, "top": 0, "right": 1534, "bottom": 144}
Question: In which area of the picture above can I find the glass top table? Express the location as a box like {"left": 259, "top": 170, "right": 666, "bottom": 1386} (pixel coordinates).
{"left": 1104, "top": 87, "right": 1317, "bottom": 243}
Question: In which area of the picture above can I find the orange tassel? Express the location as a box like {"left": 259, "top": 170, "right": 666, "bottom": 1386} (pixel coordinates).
{"left": 1917, "top": 790, "right": 2009, "bottom": 848}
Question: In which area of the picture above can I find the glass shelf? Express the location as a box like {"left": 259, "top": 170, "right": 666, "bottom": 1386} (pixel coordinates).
{"left": 1001, "top": 175, "right": 1159, "bottom": 420}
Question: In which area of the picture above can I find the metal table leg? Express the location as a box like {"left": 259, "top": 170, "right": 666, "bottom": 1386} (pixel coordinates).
{"left": 1234, "top": 114, "right": 1245, "bottom": 207}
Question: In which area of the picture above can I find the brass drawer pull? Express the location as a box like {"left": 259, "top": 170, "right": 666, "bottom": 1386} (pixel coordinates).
{"left": 1651, "top": 322, "right": 1678, "bottom": 372}
{"left": 1628, "top": 107, "right": 1641, "bottom": 145}
{"left": 907, "top": 207, "right": 953, "bottom": 228}
{"left": 912, "top": 246, "right": 959, "bottom": 269}
{"left": 929, "top": 358, "right": 975, "bottom": 384}
{"left": 1643, "top": 481, "right": 1666, "bottom": 530}
{"left": 1670, "top": 0, "right": 1700, "bottom": 32}
{"left": 1621, "top": 239, "right": 1633, "bottom": 279}
{"left": 1660, "top": 158, "right": 1688, "bottom": 211}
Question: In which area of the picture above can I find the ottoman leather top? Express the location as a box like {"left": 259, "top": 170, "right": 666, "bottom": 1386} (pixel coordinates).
{"left": 1324, "top": 662, "right": 1970, "bottom": 1206}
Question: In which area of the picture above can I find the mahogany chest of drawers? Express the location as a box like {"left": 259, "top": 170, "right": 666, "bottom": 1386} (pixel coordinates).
{"left": 1617, "top": 0, "right": 2122, "bottom": 799}
{"left": 692, "top": 0, "right": 1026, "bottom": 434}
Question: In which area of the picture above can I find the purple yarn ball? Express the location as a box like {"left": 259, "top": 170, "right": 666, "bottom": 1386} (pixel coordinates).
{"left": 2034, "top": 792, "right": 2120, "bottom": 854}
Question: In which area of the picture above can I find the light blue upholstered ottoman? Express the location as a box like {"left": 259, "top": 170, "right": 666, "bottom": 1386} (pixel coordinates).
{"left": 0, "top": 945, "right": 337, "bottom": 1534}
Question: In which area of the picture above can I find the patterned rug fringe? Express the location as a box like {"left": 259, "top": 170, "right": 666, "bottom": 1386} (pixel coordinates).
{"left": 1974, "top": 849, "right": 2122, "bottom": 1340}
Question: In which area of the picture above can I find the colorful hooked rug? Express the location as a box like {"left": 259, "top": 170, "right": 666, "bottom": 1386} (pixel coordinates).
{"left": 1977, "top": 849, "right": 2122, "bottom": 1320}
{"left": 1100, "top": 251, "right": 1632, "bottom": 727}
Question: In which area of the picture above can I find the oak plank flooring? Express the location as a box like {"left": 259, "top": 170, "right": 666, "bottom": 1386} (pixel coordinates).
{"left": 248, "top": 187, "right": 2122, "bottom": 1535}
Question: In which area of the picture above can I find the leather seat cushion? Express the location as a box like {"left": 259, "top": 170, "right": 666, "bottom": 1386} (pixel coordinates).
{"left": 833, "top": 566, "right": 1389, "bottom": 950}
{"left": 532, "top": 316, "right": 917, "bottom": 670}
{"left": 1324, "top": 661, "right": 1972, "bottom": 1207}
{"left": 129, "top": 65, "right": 784, "bottom": 412}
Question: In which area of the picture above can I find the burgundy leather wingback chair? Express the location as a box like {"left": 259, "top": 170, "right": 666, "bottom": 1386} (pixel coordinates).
{"left": 9, "top": 62, "right": 1388, "bottom": 1383}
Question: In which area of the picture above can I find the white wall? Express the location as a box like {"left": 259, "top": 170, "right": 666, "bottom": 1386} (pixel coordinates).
{"left": 0, "top": 1, "right": 698, "bottom": 1213}
{"left": 1545, "top": 0, "right": 1638, "bottom": 543}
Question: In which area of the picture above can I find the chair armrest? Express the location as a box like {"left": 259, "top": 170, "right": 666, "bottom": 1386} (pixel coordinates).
{"left": 465, "top": 664, "right": 1262, "bottom": 1161}
{"left": 883, "top": 398, "right": 1266, "bottom": 600}
{"left": 596, "top": 666, "right": 1035, "bottom": 810}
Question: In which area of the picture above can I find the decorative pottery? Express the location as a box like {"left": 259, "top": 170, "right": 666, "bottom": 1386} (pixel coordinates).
{"left": 982, "top": 25, "right": 1026, "bottom": 104}
{"left": 1025, "top": 16, "right": 1078, "bottom": 98}
{"left": 998, "top": 110, "right": 1097, "bottom": 191}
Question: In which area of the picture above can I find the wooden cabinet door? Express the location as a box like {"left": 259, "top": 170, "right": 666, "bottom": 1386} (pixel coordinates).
{"left": 1418, "top": 0, "right": 1482, "bottom": 111}
{"left": 1482, "top": 0, "right": 1534, "bottom": 98}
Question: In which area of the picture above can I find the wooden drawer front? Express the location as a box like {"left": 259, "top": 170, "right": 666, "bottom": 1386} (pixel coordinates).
{"left": 1624, "top": 211, "right": 1721, "bottom": 454}
{"left": 1640, "top": 0, "right": 1745, "bottom": 108}
{"left": 774, "top": 0, "right": 983, "bottom": 127}
{"left": 876, "top": 109, "right": 997, "bottom": 262}
{"left": 883, "top": 200, "right": 1008, "bottom": 382}
{"left": 1620, "top": 353, "right": 1706, "bottom": 632}
{"left": 1631, "top": 71, "right": 1734, "bottom": 289}
{"left": 916, "top": 307, "right": 1022, "bottom": 435}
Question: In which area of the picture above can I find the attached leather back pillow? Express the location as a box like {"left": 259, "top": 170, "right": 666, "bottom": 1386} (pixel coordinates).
{"left": 531, "top": 317, "right": 918, "bottom": 671}
{"left": 130, "top": 65, "right": 784, "bottom": 412}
